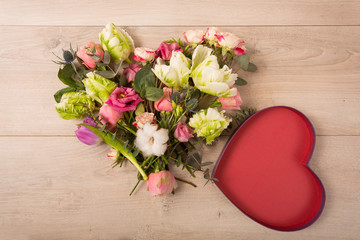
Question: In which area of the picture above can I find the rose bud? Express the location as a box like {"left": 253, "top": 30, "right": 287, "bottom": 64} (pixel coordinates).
{"left": 123, "top": 64, "right": 142, "bottom": 82}
{"left": 133, "top": 47, "right": 156, "bottom": 63}
{"left": 147, "top": 170, "right": 177, "bottom": 196}
{"left": 174, "top": 121, "right": 194, "bottom": 142}
{"left": 155, "top": 42, "right": 183, "bottom": 60}
{"left": 183, "top": 29, "right": 205, "bottom": 45}
{"left": 76, "top": 42, "right": 104, "bottom": 69}
{"left": 219, "top": 87, "right": 243, "bottom": 110}
{"left": 154, "top": 87, "right": 174, "bottom": 112}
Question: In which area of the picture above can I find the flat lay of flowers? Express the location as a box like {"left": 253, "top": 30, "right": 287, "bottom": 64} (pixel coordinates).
{"left": 53, "top": 23, "right": 257, "bottom": 196}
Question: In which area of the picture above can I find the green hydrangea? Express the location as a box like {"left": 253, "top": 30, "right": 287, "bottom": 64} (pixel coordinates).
{"left": 188, "top": 108, "right": 231, "bottom": 144}
{"left": 99, "top": 23, "right": 135, "bottom": 64}
{"left": 55, "top": 91, "right": 95, "bottom": 120}
{"left": 83, "top": 72, "right": 117, "bottom": 104}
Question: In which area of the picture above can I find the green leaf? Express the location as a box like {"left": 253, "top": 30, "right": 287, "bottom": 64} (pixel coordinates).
{"left": 57, "top": 64, "right": 77, "bottom": 87}
{"left": 103, "top": 51, "right": 111, "bottom": 65}
{"left": 53, "top": 87, "right": 76, "bottom": 103}
{"left": 96, "top": 70, "right": 116, "bottom": 79}
{"left": 235, "top": 77, "right": 247, "bottom": 86}
{"left": 247, "top": 62, "right": 257, "bottom": 72}
{"left": 185, "top": 98, "right": 198, "bottom": 111}
{"left": 99, "top": 123, "right": 107, "bottom": 132}
{"left": 238, "top": 55, "right": 249, "bottom": 71}
{"left": 111, "top": 131, "right": 117, "bottom": 141}
{"left": 133, "top": 64, "right": 156, "bottom": 95}
{"left": 145, "top": 87, "right": 163, "bottom": 101}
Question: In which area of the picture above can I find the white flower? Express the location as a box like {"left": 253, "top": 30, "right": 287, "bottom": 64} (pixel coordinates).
{"left": 190, "top": 45, "right": 237, "bottom": 97}
{"left": 204, "top": 27, "right": 219, "bottom": 45}
{"left": 183, "top": 29, "right": 205, "bottom": 45}
{"left": 152, "top": 51, "right": 191, "bottom": 90}
{"left": 135, "top": 123, "right": 169, "bottom": 157}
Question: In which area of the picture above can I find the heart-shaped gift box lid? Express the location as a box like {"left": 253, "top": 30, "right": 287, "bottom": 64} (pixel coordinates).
{"left": 212, "top": 106, "right": 325, "bottom": 231}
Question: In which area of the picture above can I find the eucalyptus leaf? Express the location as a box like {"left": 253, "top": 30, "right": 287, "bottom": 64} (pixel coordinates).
{"left": 57, "top": 64, "right": 77, "bottom": 87}
{"left": 145, "top": 87, "right": 163, "bottom": 101}
{"left": 235, "top": 77, "right": 247, "bottom": 86}
{"left": 96, "top": 70, "right": 116, "bottom": 79}
{"left": 53, "top": 87, "right": 76, "bottom": 103}
{"left": 238, "top": 55, "right": 249, "bottom": 71}
{"left": 133, "top": 64, "right": 156, "bottom": 95}
{"left": 90, "top": 54, "right": 101, "bottom": 61}
{"left": 103, "top": 51, "right": 111, "bottom": 65}
{"left": 247, "top": 62, "right": 257, "bottom": 72}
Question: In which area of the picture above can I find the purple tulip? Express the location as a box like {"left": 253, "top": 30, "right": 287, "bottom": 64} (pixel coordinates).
{"left": 75, "top": 117, "right": 101, "bottom": 145}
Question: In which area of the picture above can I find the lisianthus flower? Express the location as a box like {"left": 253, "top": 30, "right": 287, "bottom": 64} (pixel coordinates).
{"left": 156, "top": 42, "right": 183, "bottom": 60}
{"left": 183, "top": 30, "right": 205, "bottom": 45}
{"left": 189, "top": 108, "right": 231, "bottom": 144}
{"left": 133, "top": 47, "right": 156, "bottom": 63}
{"left": 123, "top": 64, "right": 142, "bottom": 82}
{"left": 99, "top": 104, "right": 124, "bottom": 128}
{"left": 204, "top": 27, "right": 219, "bottom": 45}
{"left": 174, "top": 121, "right": 194, "bottom": 142}
{"left": 190, "top": 45, "right": 237, "bottom": 97}
{"left": 135, "top": 123, "right": 169, "bottom": 157}
{"left": 219, "top": 87, "right": 243, "bottom": 110}
{"left": 215, "top": 32, "right": 246, "bottom": 55}
{"left": 133, "top": 112, "right": 156, "bottom": 129}
{"left": 106, "top": 86, "right": 143, "bottom": 112}
{"left": 147, "top": 170, "right": 177, "bottom": 196}
{"left": 75, "top": 117, "right": 101, "bottom": 145}
{"left": 76, "top": 42, "right": 104, "bottom": 69}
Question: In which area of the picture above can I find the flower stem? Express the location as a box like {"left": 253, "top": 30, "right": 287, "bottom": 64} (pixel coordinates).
{"left": 175, "top": 177, "right": 197, "bottom": 188}
{"left": 129, "top": 180, "right": 141, "bottom": 196}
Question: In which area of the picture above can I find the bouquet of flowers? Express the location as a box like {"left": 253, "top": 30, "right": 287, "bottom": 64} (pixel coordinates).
{"left": 53, "top": 23, "right": 256, "bottom": 196}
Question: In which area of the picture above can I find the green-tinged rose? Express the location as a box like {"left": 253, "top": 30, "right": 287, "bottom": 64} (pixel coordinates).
{"left": 189, "top": 108, "right": 231, "bottom": 144}
{"left": 99, "top": 23, "right": 135, "bottom": 64}
{"left": 83, "top": 72, "right": 117, "bottom": 104}
{"left": 55, "top": 91, "right": 95, "bottom": 120}
{"left": 191, "top": 45, "right": 237, "bottom": 97}
{"left": 152, "top": 51, "right": 191, "bottom": 90}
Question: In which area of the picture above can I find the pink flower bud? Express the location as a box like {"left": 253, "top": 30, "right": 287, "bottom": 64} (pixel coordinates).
{"left": 219, "top": 87, "right": 243, "bottom": 110}
{"left": 123, "top": 64, "right": 142, "bottom": 82}
{"left": 154, "top": 87, "right": 174, "bottom": 112}
{"left": 75, "top": 117, "right": 101, "bottom": 145}
{"left": 99, "top": 104, "right": 123, "bottom": 128}
{"left": 183, "top": 30, "right": 205, "bottom": 45}
{"left": 76, "top": 42, "right": 104, "bottom": 69}
{"left": 155, "top": 42, "right": 183, "bottom": 60}
{"left": 147, "top": 170, "right": 177, "bottom": 196}
{"left": 174, "top": 121, "right": 194, "bottom": 142}
{"left": 133, "top": 47, "right": 156, "bottom": 63}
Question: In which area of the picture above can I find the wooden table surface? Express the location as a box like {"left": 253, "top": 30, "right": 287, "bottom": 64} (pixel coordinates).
{"left": 1, "top": 1, "right": 360, "bottom": 239}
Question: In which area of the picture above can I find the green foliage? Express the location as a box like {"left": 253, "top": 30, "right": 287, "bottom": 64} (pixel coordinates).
{"left": 133, "top": 64, "right": 163, "bottom": 101}
{"left": 238, "top": 55, "right": 249, "bottom": 71}
{"left": 53, "top": 87, "right": 76, "bottom": 103}
{"left": 144, "top": 87, "right": 164, "bottom": 101}
{"left": 235, "top": 77, "right": 247, "bottom": 86}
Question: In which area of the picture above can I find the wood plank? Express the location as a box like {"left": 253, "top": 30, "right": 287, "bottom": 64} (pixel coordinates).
{"left": 1, "top": 26, "right": 359, "bottom": 136}
{"left": 0, "top": 136, "right": 359, "bottom": 239}
{"left": 0, "top": 0, "right": 360, "bottom": 26}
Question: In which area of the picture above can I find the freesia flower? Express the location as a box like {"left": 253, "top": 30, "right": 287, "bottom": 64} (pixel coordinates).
{"left": 154, "top": 87, "right": 174, "bottom": 112}
{"left": 123, "top": 64, "right": 142, "bottom": 82}
{"left": 83, "top": 72, "right": 117, "bottom": 104}
{"left": 133, "top": 112, "right": 156, "bottom": 129}
{"left": 152, "top": 51, "right": 191, "bottom": 90}
{"left": 204, "top": 27, "right": 219, "bottom": 45}
{"left": 99, "top": 104, "right": 124, "bottom": 128}
{"left": 190, "top": 45, "right": 237, "bottom": 97}
{"left": 174, "top": 121, "right": 194, "bottom": 142}
{"left": 219, "top": 87, "right": 243, "bottom": 110}
{"left": 147, "top": 170, "right": 177, "bottom": 196}
{"left": 75, "top": 117, "right": 101, "bottom": 145}
{"left": 156, "top": 42, "right": 183, "bottom": 60}
{"left": 183, "top": 30, "right": 205, "bottom": 45}
{"left": 135, "top": 123, "right": 169, "bottom": 157}
{"left": 55, "top": 91, "right": 95, "bottom": 120}
{"left": 99, "top": 23, "right": 135, "bottom": 64}
{"left": 106, "top": 86, "right": 143, "bottom": 112}
{"left": 189, "top": 108, "right": 231, "bottom": 144}
{"left": 76, "top": 42, "right": 104, "bottom": 69}
{"left": 215, "top": 32, "right": 246, "bottom": 55}
{"left": 133, "top": 47, "right": 156, "bottom": 63}
{"left": 107, "top": 148, "right": 120, "bottom": 161}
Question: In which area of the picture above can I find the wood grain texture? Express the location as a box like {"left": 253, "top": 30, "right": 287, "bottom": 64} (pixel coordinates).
{"left": 1, "top": 0, "right": 360, "bottom": 26}
{"left": 0, "top": 136, "right": 359, "bottom": 240}
{"left": 1, "top": 26, "right": 359, "bottom": 136}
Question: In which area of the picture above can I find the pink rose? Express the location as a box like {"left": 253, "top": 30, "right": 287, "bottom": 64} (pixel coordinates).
{"left": 99, "top": 104, "right": 124, "bottom": 128}
{"left": 133, "top": 112, "right": 156, "bottom": 129}
{"left": 215, "top": 32, "right": 246, "bottom": 55}
{"left": 123, "top": 64, "right": 142, "bottom": 82}
{"left": 133, "top": 47, "right": 156, "bottom": 63}
{"left": 106, "top": 87, "right": 143, "bottom": 112}
{"left": 183, "top": 30, "right": 205, "bottom": 45}
{"left": 219, "top": 87, "right": 243, "bottom": 110}
{"left": 147, "top": 170, "right": 177, "bottom": 196}
{"left": 154, "top": 87, "right": 173, "bottom": 112}
{"left": 174, "top": 121, "right": 194, "bottom": 142}
{"left": 76, "top": 42, "right": 104, "bottom": 69}
{"left": 156, "top": 42, "right": 183, "bottom": 60}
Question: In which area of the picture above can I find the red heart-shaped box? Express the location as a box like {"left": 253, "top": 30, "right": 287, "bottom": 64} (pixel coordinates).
{"left": 212, "top": 106, "right": 325, "bottom": 231}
